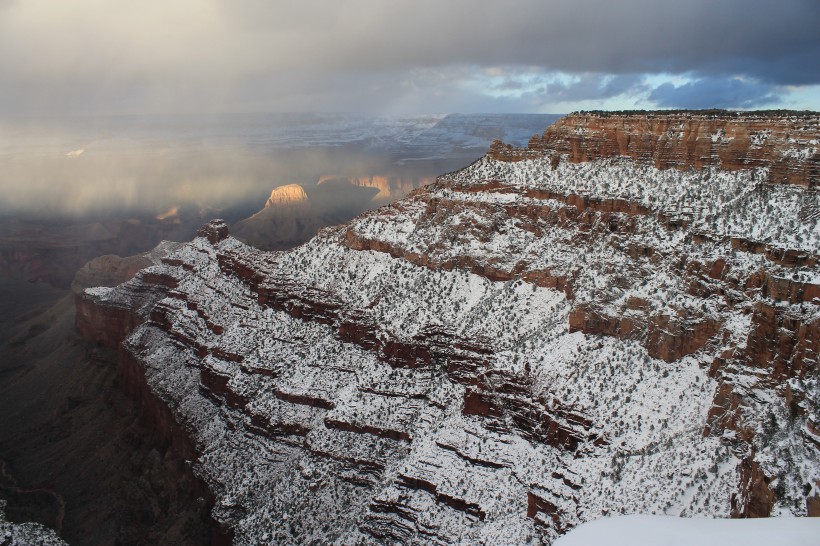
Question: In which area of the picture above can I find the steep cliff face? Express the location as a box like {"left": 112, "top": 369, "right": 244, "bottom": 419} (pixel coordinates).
{"left": 77, "top": 112, "right": 819, "bottom": 545}
{"left": 0, "top": 235, "right": 228, "bottom": 545}
{"left": 350, "top": 175, "right": 434, "bottom": 202}
{"left": 526, "top": 111, "right": 819, "bottom": 187}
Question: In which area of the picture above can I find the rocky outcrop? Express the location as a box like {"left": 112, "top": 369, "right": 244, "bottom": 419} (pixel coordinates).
{"left": 74, "top": 269, "right": 177, "bottom": 349}
{"left": 75, "top": 113, "right": 819, "bottom": 544}
{"left": 528, "top": 111, "right": 819, "bottom": 187}
{"left": 350, "top": 175, "right": 431, "bottom": 201}
{"left": 232, "top": 181, "right": 379, "bottom": 251}
{"left": 732, "top": 458, "right": 777, "bottom": 518}
{"left": 197, "top": 219, "right": 231, "bottom": 246}
{"left": 72, "top": 241, "right": 184, "bottom": 347}
{"left": 739, "top": 303, "right": 819, "bottom": 381}
{"left": 72, "top": 231, "right": 233, "bottom": 544}
{"left": 264, "top": 184, "right": 309, "bottom": 207}
{"left": 70, "top": 242, "right": 177, "bottom": 295}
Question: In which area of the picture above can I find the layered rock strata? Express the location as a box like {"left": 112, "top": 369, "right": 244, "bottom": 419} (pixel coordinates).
{"left": 525, "top": 110, "right": 819, "bottom": 187}
{"left": 77, "top": 112, "right": 819, "bottom": 545}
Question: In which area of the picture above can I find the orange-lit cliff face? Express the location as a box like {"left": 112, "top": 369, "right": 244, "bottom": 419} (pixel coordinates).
{"left": 350, "top": 175, "right": 434, "bottom": 201}
{"left": 232, "top": 175, "right": 436, "bottom": 251}
{"left": 316, "top": 174, "right": 432, "bottom": 202}
{"left": 525, "top": 112, "right": 819, "bottom": 186}
{"left": 262, "top": 184, "right": 310, "bottom": 207}
{"left": 231, "top": 184, "right": 314, "bottom": 250}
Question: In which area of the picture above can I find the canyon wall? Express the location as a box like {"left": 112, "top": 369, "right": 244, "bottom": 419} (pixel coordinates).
{"left": 525, "top": 111, "right": 819, "bottom": 187}
{"left": 76, "top": 111, "right": 819, "bottom": 545}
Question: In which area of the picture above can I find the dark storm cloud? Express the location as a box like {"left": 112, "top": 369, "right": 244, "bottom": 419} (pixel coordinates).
{"left": 649, "top": 78, "right": 782, "bottom": 110}
{"left": 540, "top": 75, "right": 649, "bottom": 103}
{"left": 0, "top": 0, "right": 817, "bottom": 114}
{"left": 219, "top": 0, "right": 818, "bottom": 83}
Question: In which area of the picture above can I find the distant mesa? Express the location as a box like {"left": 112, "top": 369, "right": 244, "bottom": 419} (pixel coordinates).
{"left": 231, "top": 184, "right": 316, "bottom": 250}
{"left": 231, "top": 179, "right": 369, "bottom": 251}
{"left": 232, "top": 174, "right": 430, "bottom": 251}
{"left": 263, "top": 184, "right": 309, "bottom": 206}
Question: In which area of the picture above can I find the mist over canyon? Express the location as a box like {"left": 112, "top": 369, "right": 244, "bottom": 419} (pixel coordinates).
{"left": 1, "top": 108, "right": 819, "bottom": 546}
{"left": 55, "top": 110, "right": 820, "bottom": 544}
{"left": 0, "top": 112, "right": 561, "bottom": 544}
{"left": 2, "top": 1, "right": 819, "bottom": 543}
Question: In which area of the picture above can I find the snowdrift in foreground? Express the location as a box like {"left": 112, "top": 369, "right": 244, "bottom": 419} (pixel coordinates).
{"left": 554, "top": 515, "right": 820, "bottom": 546}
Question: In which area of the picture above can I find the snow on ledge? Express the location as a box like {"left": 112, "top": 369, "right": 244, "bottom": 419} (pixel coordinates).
{"left": 554, "top": 515, "right": 820, "bottom": 546}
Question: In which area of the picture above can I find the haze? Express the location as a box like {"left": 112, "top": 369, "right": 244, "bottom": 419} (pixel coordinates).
{"left": 0, "top": 1, "right": 817, "bottom": 231}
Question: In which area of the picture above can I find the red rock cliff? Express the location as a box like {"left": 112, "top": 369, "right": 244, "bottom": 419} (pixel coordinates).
{"left": 526, "top": 111, "right": 819, "bottom": 186}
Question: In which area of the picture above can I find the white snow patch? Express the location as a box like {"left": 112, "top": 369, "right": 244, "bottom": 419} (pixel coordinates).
{"left": 555, "top": 514, "right": 820, "bottom": 546}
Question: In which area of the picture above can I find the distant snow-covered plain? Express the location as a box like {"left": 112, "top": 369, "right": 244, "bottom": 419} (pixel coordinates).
{"left": 555, "top": 515, "right": 820, "bottom": 546}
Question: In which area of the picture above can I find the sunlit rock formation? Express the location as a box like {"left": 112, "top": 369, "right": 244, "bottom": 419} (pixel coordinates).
{"left": 231, "top": 180, "right": 380, "bottom": 251}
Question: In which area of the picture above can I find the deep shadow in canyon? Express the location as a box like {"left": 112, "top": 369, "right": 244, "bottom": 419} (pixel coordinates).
{"left": 0, "top": 269, "right": 226, "bottom": 545}
{"left": 0, "top": 112, "right": 558, "bottom": 543}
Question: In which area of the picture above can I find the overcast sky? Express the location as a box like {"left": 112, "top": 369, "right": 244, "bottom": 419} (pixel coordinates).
{"left": 1, "top": 0, "right": 818, "bottom": 116}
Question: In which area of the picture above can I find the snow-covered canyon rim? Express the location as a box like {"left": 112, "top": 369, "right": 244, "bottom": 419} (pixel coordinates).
{"left": 554, "top": 514, "right": 820, "bottom": 546}
{"left": 75, "top": 111, "right": 819, "bottom": 545}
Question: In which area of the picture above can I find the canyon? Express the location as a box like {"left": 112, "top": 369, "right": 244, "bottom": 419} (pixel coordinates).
{"left": 0, "top": 243, "right": 224, "bottom": 545}
{"left": 1, "top": 113, "right": 564, "bottom": 545}
{"left": 73, "top": 110, "right": 819, "bottom": 544}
